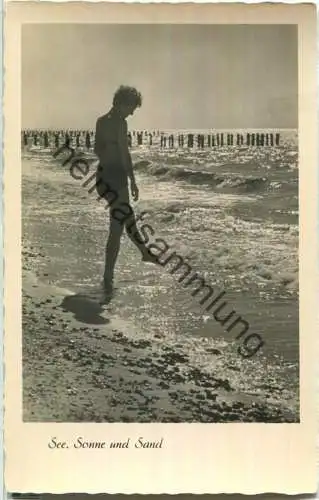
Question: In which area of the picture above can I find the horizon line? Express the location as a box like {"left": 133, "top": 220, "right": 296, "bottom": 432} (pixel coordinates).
{"left": 21, "top": 127, "right": 298, "bottom": 132}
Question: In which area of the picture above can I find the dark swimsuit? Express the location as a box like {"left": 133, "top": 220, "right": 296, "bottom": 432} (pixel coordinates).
{"left": 95, "top": 111, "right": 129, "bottom": 200}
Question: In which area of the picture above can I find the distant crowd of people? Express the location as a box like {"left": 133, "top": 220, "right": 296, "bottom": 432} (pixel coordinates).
{"left": 21, "top": 129, "right": 281, "bottom": 150}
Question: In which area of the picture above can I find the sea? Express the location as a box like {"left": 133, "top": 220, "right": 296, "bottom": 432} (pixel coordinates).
{"left": 22, "top": 128, "right": 299, "bottom": 411}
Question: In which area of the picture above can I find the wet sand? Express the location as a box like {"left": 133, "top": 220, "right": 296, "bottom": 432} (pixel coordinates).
{"left": 23, "top": 268, "right": 297, "bottom": 422}
{"left": 22, "top": 148, "right": 298, "bottom": 422}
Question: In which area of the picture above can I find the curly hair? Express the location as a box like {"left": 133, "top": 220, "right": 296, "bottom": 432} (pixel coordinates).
{"left": 113, "top": 85, "right": 142, "bottom": 108}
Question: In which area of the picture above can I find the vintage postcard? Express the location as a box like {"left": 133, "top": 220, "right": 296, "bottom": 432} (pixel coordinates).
{"left": 4, "top": 1, "right": 318, "bottom": 494}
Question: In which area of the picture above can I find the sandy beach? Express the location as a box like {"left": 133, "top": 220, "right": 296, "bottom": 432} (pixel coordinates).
{"left": 22, "top": 140, "right": 299, "bottom": 423}
{"left": 23, "top": 266, "right": 298, "bottom": 423}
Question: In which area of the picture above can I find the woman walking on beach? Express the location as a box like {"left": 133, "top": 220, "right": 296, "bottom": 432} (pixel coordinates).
{"left": 94, "top": 85, "right": 158, "bottom": 291}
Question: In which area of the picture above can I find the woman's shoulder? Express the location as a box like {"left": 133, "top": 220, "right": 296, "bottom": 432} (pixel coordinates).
{"left": 97, "top": 112, "right": 121, "bottom": 135}
{"left": 101, "top": 111, "right": 125, "bottom": 125}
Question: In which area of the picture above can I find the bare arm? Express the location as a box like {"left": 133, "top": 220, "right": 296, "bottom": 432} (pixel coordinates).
{"left": 118, "top": 120, "right": 136, "bottom": 184}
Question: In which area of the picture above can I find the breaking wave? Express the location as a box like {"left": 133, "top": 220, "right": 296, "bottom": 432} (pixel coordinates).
{"left": 134, "top": 160, "right": 296, "bottom": 195}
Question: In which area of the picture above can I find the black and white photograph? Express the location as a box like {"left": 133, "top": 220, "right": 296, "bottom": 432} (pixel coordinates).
{"left": 5, "top": 1, "right": 319, "bottom": 494}
{"left": 21, "top": 22, "right": 300, "bottom": 424}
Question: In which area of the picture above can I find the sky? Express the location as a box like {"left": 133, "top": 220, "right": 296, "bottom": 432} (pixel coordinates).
{"left": 22, "top": 24, "right": 298, "bottom": 130}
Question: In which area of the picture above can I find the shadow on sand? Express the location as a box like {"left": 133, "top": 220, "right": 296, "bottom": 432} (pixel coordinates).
{"left": 59, "top": 290, "right": 114, "bottom": 325}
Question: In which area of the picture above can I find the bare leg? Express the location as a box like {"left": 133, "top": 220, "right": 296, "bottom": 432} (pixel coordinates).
{"left": 103, "top": 184, "right": 158, "bottom": 287}
{"left": 123, "top": 201, "right": 160, "bottom": 263}
{"left": 110, "top": 184, "right": 156, "bottom": 261}
{"left": 104, "top": 211, "right": 124, "bottom": 286}
{"left": 124, "top": 213, "right": 157, "bottom": 262}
